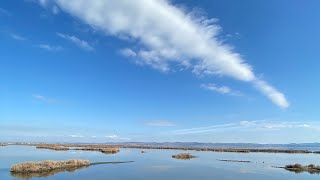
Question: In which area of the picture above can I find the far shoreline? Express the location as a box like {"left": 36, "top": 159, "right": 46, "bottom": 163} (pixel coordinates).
{"left": 2, "top": 142, "right": 320, "bottom": 154}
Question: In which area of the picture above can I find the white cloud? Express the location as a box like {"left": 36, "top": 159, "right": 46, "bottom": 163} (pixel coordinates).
{"left": 10, "top": 34, "right": 27, "bottom": 41}
{"left": 52, "top": 5, "right": 59, "bottom": 14}
{"left": 144, "top": 120, "right": 176, "bottom": 127}
{"left": 37, "top": 0, "right": 60, "bottom": 14}
{"left": 57, "top": 32, "right": 94, "bottom": 51}
{"left": 38, "top": 0, "right": 50, "bottom": 7}
{"left": 32, "top": 94, "right": 55, "bottom": 103}
{"left": 69, "top": 134, "right": 84, "bottom": 138}
{"left": 170, "top": 121, "right": 320, "bottom": 134}
{"left": 50, "top": 0, "right": 288, "bottom": 108}
{"left": 38, "top": 44, "right": 63, "bottom": 51}
{"left": 105, "top": 134, "right": 130, "bottom": 140}
{"left": 201, "top": 83, "right": 242, "bottom": 96}
{"left": 253, "top": 79, "right": 289, "bottom": 108}
{"left": 240, "top": 120, "right": 316, "bottom": 130}
{"left": 0, "top": 8, "right": 10, "bottom": 16}
{"left": 170, "top": 123, "right": 236, "bottom": 134}
{"left": 120, "top": 48, "right": 137, "bottom": 57}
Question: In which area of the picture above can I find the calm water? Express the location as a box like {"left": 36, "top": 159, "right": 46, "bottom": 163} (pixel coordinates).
{"left": 1, "top": 145, "right": 320, "bottom": 179}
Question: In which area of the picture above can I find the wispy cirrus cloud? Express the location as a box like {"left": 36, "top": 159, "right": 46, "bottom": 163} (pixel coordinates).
{"left": 10, "top": 33, "right": 27, "bottom": 41}
{"left": 69, "top": 134, "right": 84, "bottom": 138}
{"left": 37, "top": 0, "right": 60, "bottom": 14}
{"left": 41, "top": 0, "right": 288, "bottom": 108}
{"left": 32, "top": 94, "right": 56, "bottom": 103}
{"left": 0, "top": 7, "right": 11, "bottom": 16}
{"left": 201, "top": 83, "right": 242, "bottom": 96}
{"left": 105, "top": 134, "right": 130, "bottom": 140}
{"left": 57, "top": 32, "right": 94, "bottom": 51}
{"left": 144, "top": 120, "right": 176, "bottom": 127}
{"left": 169, "top": 121, "right": 320, "bottom": 134}
{"left": 37, "top": 44, "right": 63, "bottom": 51}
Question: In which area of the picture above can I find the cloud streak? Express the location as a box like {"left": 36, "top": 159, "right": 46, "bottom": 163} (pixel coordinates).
{"left": 105, "top": 134, "right": 130, "bottom": 140}
{"left": 10, "top": 33, "right": 27, "bottom": 41}
{"left": 201, "top": 83, "right": 242, "bottom": 96}
{"left": 0, "top": 8, "right": 11, "bottom": 16}
{"left": 37, "top": 44, "right": 63, "bottom": 51}
{"left": 48, "top": 0, "right": 288, "bottom": 108}
{"left": 144, "top": 120, "right": 176, "bottom": 127}
{"left": 169, "top": 121, "right": 320, "bottom": 134}
{"left": 32, "top": 94, "right": 55, "bottom": 103}
{"left": 57, "top": 32, "right": 94, "bottom": 51}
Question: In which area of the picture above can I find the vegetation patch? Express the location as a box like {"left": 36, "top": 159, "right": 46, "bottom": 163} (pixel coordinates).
{"left": 74, "top": 147, "right": 120, "bottom": 154}
{"left": 273, "top": 164, "right": 320, "bottom": 174}
{"left": 10, "top": 160, "right": 90, "bottom": 173}
{"left": 36, "top": 145, "right": 69, "bottom": 151}
{"left": 10, "top": 160, "right": 134, "bottom": 178}
{"left": 11, "top": 165, "right": 88, "bottom": 179}
{"left": 172, "top": 153, "right": 196, "bottom": 159}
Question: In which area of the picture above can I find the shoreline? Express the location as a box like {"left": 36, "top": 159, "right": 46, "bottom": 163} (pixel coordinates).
{"left": 2, "top": 143, "right": 319, "bottom": 154}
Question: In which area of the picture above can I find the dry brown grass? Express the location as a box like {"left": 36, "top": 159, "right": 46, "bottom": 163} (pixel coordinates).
{"left": 172, "top": 153, "right": 196, "bottom": 159}
{"left": 36, "top": 145, "right": 69, "bottom": 151}
{"left": 10, "top": 160, "right": 90, "bottom": 173}
{"left": 284, "top": 164, "right": 320, "bottom": 174}
{"left": 74, "top": 147, "right": 120, "bottom": 154}
{"left": 100, "top": 148, "right": 120, "bottom": 154}
{"left": 11, "top": 165, "right": 88, "bottom": 179}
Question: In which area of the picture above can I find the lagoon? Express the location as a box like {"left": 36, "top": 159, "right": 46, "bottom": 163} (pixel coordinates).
{"left": 1, "top": 145, "right": 320, "bottom": 179}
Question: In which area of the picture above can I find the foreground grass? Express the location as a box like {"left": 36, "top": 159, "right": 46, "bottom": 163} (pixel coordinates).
{"left": 11, "top": 164, "right": 88, "bottom": 179}
{"left": 10, "top": 160, "right": 90, "bottom": 173}
{"left": 172, "top": 153, "right": 196, "bottom": 159}
{"left": 10, "top": 160, "right": 134, "bottom": 178}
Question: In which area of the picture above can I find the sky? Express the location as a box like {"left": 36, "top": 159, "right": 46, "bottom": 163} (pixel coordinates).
{"left": 1, "top": 0, "right": 320, "bottom": 143}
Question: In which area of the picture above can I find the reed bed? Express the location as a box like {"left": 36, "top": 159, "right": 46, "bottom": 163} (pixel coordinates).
{"left": 172, "top": 153, "right": 196, "bottom": 159}
{"left": 10, "top": 160, "right": 90, "bottom": 173}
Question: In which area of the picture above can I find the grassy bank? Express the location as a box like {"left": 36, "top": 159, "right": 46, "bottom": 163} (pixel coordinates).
{"left": 172, "top": 153, "right": 196, "bottom": 159}
{"left": 36, "top": 145, "right": 69, "bottom": 151}
{"left": 10, "top": 160, "right": 90, "bottom": 173}
{"left": 4, "top": 143, "right": 317, "bottom": 154}
{"left": 284, "top": 164, "right": 320, "bottom": 174}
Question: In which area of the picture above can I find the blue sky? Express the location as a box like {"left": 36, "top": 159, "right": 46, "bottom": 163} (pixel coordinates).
{"left": 1, "top": 0, "right": 320, "bottom": 143}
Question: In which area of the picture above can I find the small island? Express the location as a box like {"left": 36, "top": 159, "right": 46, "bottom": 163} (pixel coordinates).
{"left": 36, "top": 145, "right": 69, "bottom": 151}
{"left": 10, "top": 160, "right": 90, "bottom": 173}
{"left": 74, "top": 147, "right": 120, "bottom": 154}
{"left": 172, "top": 153, "right": 196, "bottom": 159}
{"left": 283, "top": 164, "right": 320, "bottom": 174}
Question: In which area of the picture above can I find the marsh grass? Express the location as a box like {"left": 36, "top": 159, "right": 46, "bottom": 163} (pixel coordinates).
{"left": 36, "top": 145, "right": 69, "bottom": 151}
{"left": 172, "top": 153, "right": 196, "bottom": 160}
{"left": 11, "top": 165, "right": 88, "bottom": 179}
{"left": 75, "top": 147, "right": 120, "bottom": 154}
{"left": 284, "top": 164, "right": 320, "bottom": 174}
{"left": 10, "top": 160, "right": 134, "bottom": 178}
{"left": 10, "top": 160, "right": 90, "bottom": 173}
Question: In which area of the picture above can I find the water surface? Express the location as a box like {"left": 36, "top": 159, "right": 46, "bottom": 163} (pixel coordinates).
{"left": 1, "top": 145, "right": 320, "bottom": 179}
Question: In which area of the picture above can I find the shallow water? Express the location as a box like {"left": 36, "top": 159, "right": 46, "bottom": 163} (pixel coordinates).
{"left": 1, "top": 145, "right": 320, "bottom": 179}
